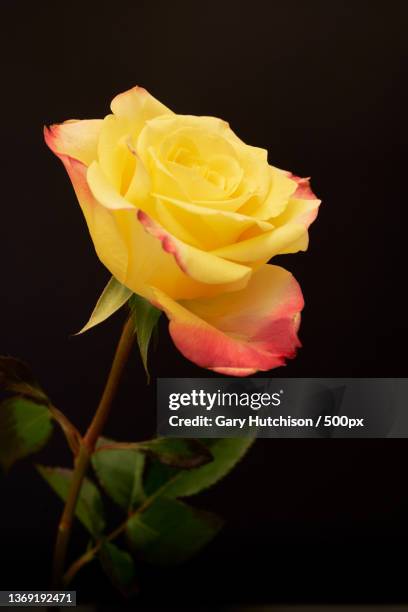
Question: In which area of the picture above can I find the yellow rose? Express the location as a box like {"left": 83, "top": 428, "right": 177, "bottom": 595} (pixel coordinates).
{"left": 45, "top": 86, "right": 320, "bottom": 375}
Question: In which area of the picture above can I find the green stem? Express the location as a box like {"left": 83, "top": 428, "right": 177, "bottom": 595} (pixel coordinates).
{"left": 52, "top": 444, "right": 89, "bottom": 586}
{"left": 52, "top": 316, "right": 135, "bottom": 588}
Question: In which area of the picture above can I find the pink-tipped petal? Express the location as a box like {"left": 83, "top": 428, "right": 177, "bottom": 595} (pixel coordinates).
{"left": 290, "top": 175, "right": 318, "bottom": 200}
{"left": 137, "top": 209, "right": 252, "bottom": 287}
{"left": 46, "top": 149, "right": 129, "bottom": 283}
{"left": 152, "top": 264, "right": 304, "bottom": 376}
{"left": 44, "top": 119, "right": 103, "bottom": 166}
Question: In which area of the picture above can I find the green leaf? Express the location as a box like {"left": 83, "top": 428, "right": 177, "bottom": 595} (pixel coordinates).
{"left": 0, "top": 356, "right": 48, "bottom": 404}
{"left": 145, "top": 438, "right": 254, "bottom": 499}
{"left": 126, "top": 497, "right": 223, "bottom": 565}
{"left": 0, "top": 398, "right": 53, "bottom": 472}
{"left": 99, "top": 541, "right": 138, "bottom": 597}
{"left": 143, "top": 461, "right": 176, "bottom": 496}
{"left": 37, "top": 465, "right": 106, "bottom": 537}
{"left": 77, "top": 276, "right": 132, "bottom": 334}
{"left": 92, "top": 438, "right": 145, "bottom": 511}
{"left": 128, "top": 294, "right": 161, "bottom": 381}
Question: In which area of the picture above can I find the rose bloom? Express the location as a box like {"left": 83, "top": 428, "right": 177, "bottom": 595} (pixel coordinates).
{"left": 45, "top": 86, "right": 320, "bottom": 376}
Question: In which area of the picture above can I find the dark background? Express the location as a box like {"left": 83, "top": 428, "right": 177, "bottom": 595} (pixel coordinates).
{"left": 1, "top": 0, "right": 407, "bottom": 607}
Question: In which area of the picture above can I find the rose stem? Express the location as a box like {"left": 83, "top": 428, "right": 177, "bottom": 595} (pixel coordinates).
{"left": 52, "top": 315, "right": 135, "bottom": 588}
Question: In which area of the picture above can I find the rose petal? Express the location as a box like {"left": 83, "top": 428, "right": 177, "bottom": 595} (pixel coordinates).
{"left": 148, "top": 147, "right": 252, "bottom": 212}
{"left": 151, "top": 192, "right": 273, "bottom": 250}
{"left": 211, "top": 180, "right": 321, "bottom": 262}
{"left": 152, "top": 264, "right": 303, "bottom": 375}
{"left": 110, "top": 86, "right": 173, "bottom": 121}
{"left": 52, "top": 154, "right": 130, "bottom": 283}
{"left": 96, "top": 114, "right": 136, "bottom": 191}
{"left": 239, "top": 166, "right": 298, "bottom": 219}
{"left": 87, "top": 161, "right": 138, "bottom": 210}
{"left": 44, "top": 119, "right": 103, "bottom": 166}
{"left": 137, "top": 210, "right": 252, "bottom": 289}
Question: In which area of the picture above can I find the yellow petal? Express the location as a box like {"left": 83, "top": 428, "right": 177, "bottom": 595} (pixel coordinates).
{"left": 96, "top": 114, "right": 136, "bottom": 191}
{"left": 239, "top": 166, "right": 298, "bottom": 219}
{"left": 151, "top": 193, "right": 273, "bottom": 250}
{"left": 211, "top": 223, "right": 306, "bottom": 262}
{"left": 136, "top": 210, "right": 252, "bottom": 291}
{"left": 148, "top": 147, "right": 254, "bottom": 212}
{"left": 212, "top": 186, "right": 321, "bottom": 262}
{"left": 87, "top": 161, "right": 138, "bottom": 210}
{"left": 44, "top": 119, "right": 103, "bottom": 166}
{"left": 57, "top": 156, "right": 130, "bottom": 283}
{"left": 137, "top": 114, "right": 230, "bottom": 159}
{"left": 95, "top": 87, "right": 173, "bottom": 193}
{"left": 137, "top": 115, "right": 260, "bottom": 212}
{"left": 110, "top": 86, "right": 173, "bottom": 121}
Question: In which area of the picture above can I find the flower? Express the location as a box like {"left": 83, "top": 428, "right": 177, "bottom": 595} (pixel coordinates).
{"left": 44, "top": 86, "right": 320, "bottom": 375}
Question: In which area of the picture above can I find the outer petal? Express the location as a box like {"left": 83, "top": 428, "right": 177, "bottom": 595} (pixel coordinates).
{"left": 110, "top": 86, "right": 173, "bottom": 121}
{"left": 211, "top": 177, "right": 321, "bottom": 262}
{"left": 152, "top": 264, "right": 303, "bottom": 376}
{"left": 44, "top": 120, "right": 103, "bottom": 166}
{"left": 48, "top": 153, "right": 130, "bottom": 283}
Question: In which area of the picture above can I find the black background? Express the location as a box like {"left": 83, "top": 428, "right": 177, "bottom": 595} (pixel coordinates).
{"left": 1, "top": 0, "right": 407, "bottom": 607}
